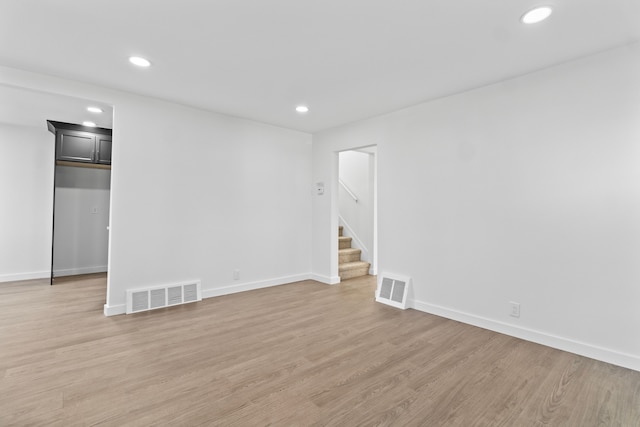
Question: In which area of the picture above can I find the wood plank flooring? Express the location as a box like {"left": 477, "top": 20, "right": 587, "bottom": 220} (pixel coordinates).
{"left": 1, "top": 274, "right": 639, "bottom": 426}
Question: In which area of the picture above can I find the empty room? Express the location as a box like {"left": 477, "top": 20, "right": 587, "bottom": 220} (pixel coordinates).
{"left": 1, "top": 1, "right": 640, "bottom": 425}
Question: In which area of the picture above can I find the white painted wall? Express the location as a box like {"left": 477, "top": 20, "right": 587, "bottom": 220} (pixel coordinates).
{"left": 107, "top": 97, "right": 312, "bottom": 312}
{"left": 53, "top": 166, "right": 110, "bottom": 277}
{"left": 313, "top": 43, "right": 640, "bottom": 371}
{"left": 0, "top": 123, "right": 54, "bottom": 282}
{"left": 339, "top": 150, "right": 375, "bottom": 266}
{"left": 0, "top": 66, "right": 312, "bottom": 315}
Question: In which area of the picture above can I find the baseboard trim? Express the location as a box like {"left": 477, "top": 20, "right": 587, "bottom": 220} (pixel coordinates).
{"left": 310, "top": 274, "right": 341, "bottom": 285}
{"left": 202, "top": 273, "right": 312, "bottom": 299}
{"left": 54, "top": 265, "right": 107, "bottom": 277}
{"left": 104, "top": 303, "right": 126, "bottom": 316}
{"left": 0, "top": 270, "right": 50, "bottom": 283}
{"left": 410, "top": 299, "right": 640, "bottom": 372}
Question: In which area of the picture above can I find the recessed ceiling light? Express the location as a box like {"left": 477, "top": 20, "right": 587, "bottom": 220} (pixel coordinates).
{"left": 129, "top": 56, "right": 151, "bottom": 67}
{"left": 521, "top": 6, "right": 553, "bottom": 24}
{"left": 296, "top": 105, "right": 309, "bottom": 113}
{"left": 83, "top": 121, "right": 97, "bottom": 127}
{"left": 87, "top": 106, "right": 103, "bottom": 113}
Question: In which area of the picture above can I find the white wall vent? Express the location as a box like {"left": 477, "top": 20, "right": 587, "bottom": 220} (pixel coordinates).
{"left": 376, "top": 273, "right": 410, "bottom": 309}
{"left": 126, "top": 280, "right": 202, "bottom": 314}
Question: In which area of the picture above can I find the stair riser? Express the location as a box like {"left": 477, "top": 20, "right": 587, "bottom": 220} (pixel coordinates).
{"left": 340, "top": 267, "right": 369, "bottom": 280}
{"left": 339, "top": 240, "right": 351, "bottom": 249}
{"left": 339, "top": 252, "right": 362, "bottom": 263}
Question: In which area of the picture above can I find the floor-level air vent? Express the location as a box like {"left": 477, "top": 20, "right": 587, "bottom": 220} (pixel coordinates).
{"left": 126, "top": 280, "right": 202, "bottom": 314}
{"left": 376, "top": 273, "right": 410, "bottom": 309}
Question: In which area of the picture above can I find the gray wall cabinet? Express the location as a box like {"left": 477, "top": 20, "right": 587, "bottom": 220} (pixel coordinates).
{"left": 48, "top": 121, "right": 112, "bottom": 165}
{"left": 95, "top": 135, "right": 112, "bottom": 164}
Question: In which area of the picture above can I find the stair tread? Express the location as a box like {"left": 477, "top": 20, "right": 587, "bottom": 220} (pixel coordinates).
{"left": 338, "top": 248, "right": 361, "bottom": 254}
{"left": 339, "top": 261, "right": 370, "bottom": 271}
{"left": 338, "top": 236, "right": 352, "bottom": 241}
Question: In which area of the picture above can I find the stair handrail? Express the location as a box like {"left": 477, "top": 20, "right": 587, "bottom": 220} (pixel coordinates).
{"left": 339, "top": 179, "right": 358, "bottom": 203}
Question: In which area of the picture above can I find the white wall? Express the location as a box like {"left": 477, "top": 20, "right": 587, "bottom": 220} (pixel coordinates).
{"left": 313, "top": 43, "right": 640, "bottom": 371}
{"left": 107, "top": 97, "right": 312, "bottom": 311}
{"left": 0, "top": 67, "right": 313, "bottom": 315}
{"left": 0, "top": 123, "right": 54, "bottom": 282}
{"left": 53, "top": 166, "right": 110, "bottom": 277}
{"left": 339, "top": 150, "right": 375, "bottom": 266}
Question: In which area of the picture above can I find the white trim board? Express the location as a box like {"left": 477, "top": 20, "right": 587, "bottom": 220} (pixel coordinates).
{"left": 310, "top": 273, "right": 341, "bottom": 285}
{"left": 0, "top": 270, "right": 50, "bottom": 283}
{"left": 53, "top": 265, "right": 107, "bottom": 277}
{"left": 0, "top": 266, "right": 108, "bottom": 283}
{"left": 104, "top": 303, "right": 126, "bottom": 316}
{"left": 410, "top": 299, "right": 640, "bottom": 373}
{"left": 202, "top": 273, "right": 312, "bottom": 299}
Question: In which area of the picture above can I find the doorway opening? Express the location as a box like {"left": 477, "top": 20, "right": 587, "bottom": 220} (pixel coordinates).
{"left": 47, "top": 107, "right": 114, "bottom": 294}
{"left": 0, "top": 84, "right": 114, "bottom": 307}
{"left": 337, "top": 146, "right": 377, "bottom": 281}
{"left": 51, "top": 162, "right": 111, "bottom": 283}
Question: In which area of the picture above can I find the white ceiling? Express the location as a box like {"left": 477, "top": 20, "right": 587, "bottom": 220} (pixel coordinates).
{"left": 1, "top": 0, "right": 639, "bottom": 133}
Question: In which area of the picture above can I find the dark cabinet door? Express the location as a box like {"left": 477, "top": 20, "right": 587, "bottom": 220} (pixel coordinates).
{"left": 57, "top": 131, "right": 95, "bottom": 163}
{"left": 95, "top": 135, "right": 112, "bottom": 164}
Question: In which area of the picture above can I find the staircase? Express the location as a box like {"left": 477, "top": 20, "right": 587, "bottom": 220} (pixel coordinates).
{"left": 338, "top": 225, "right": 370, "bottom": 280}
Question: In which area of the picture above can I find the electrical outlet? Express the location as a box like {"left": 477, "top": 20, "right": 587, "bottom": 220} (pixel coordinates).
{"left": 233, "top": 269, "right": 240, "bottom": 280}
{"left": 509, "top": 301, "right": 520, "bottom": 318}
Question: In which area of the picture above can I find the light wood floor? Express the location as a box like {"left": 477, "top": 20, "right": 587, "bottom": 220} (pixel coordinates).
{"left": 1, "top": 275, "right": 639, "bottom": 426}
